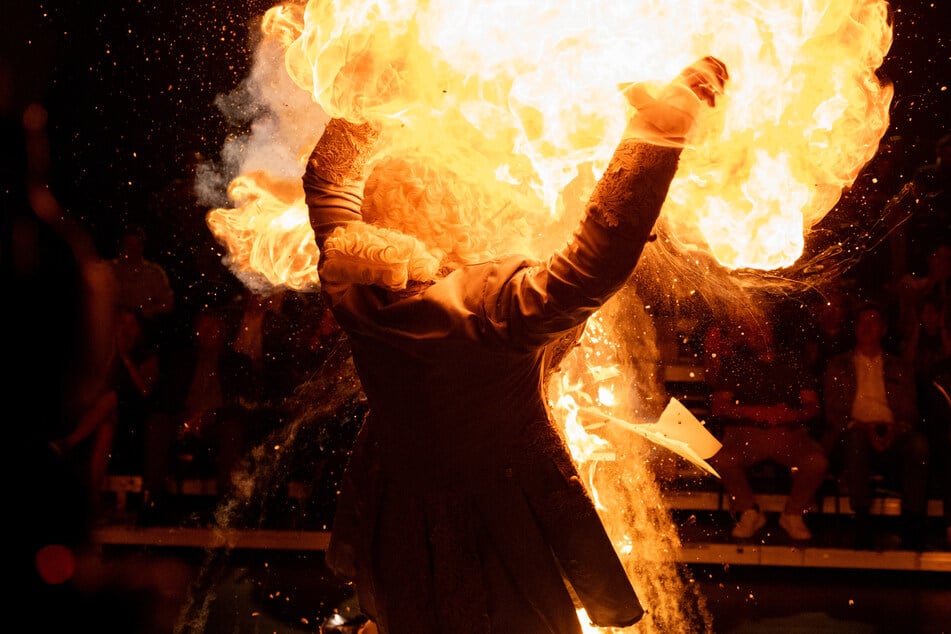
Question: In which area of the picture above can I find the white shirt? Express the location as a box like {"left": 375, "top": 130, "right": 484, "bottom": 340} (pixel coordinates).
{"left": 850, "top": 351, "right": 894, "bottom": 423}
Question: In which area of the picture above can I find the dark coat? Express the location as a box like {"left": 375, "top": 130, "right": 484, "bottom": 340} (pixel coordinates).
{"left": 304, "top": 119, "right": 681, "bottom": 634}
{"left": 822, "top": 349, "right": 918, "bottom": 451}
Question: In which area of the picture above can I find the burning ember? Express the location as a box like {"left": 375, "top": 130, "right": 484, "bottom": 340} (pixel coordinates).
{"left": 203, "top": 1, "right": 893, "bottom": 631}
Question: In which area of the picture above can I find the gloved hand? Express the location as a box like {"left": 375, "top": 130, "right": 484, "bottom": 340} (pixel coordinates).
{"left": 621, "top": 56, "right": 729, "bottom": 146}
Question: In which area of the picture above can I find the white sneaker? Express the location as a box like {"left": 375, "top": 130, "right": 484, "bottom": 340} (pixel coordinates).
{"left": 732, "top": 508, "right": 767, "bottom": 538}
{"left": 779, "top": 513, "right": 812, "bottom": 540}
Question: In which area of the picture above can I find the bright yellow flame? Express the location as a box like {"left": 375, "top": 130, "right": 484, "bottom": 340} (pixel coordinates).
{"left": 207, "top": 171, "right": 320, "bottom": 290}
{"left": 207, "top": 0, "right": 893, "bottom": 288}
{"left": 558, "top": 393, "right": 613, "bottom": 465}
{"left": 577, "top": 608, "right": 601, "bottom": 634}
{"left": 204, "top": 2, "right": 894, "bottom": 630}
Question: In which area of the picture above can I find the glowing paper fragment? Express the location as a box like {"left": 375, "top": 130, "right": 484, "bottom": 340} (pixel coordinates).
{"left": 588, "top": 397, "right": 722, "bottom": 477}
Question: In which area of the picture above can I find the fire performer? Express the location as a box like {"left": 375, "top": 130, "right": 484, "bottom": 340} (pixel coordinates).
{"left": 303, "top": 56, "right": 728, "bottom": 633}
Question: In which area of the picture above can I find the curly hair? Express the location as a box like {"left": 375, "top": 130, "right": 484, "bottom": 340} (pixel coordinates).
{"left": 360, "top": 153, "right": 530, "bottom": 270}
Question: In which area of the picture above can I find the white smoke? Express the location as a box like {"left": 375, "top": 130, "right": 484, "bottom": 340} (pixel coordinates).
{"left": 195, "top": 28, "right": 328, "bottom": 210}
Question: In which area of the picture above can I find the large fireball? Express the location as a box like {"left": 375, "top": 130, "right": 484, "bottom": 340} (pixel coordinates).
{"left": 207, "top": 0, "right": 892, "bottom": 288}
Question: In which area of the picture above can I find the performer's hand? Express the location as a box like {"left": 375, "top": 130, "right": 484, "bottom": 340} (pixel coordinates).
{"left": 620, "top": 56, "right": 729, "bottom": 146}
{"left": 677, "top": 56, "right": 729, "bottom": 107}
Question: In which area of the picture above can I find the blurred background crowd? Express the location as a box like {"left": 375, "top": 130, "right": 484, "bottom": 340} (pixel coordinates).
{"left": 2, "top": 1, "right": 949, "bottom": 629}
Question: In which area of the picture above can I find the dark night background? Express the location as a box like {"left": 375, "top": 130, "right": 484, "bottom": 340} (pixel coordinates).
{"left": 1, "top": 4, "right": 948, "bottom": 630}
{"left": 4, "top": 0, "right": 280, "bottom": 320}
{"left": 3, "top": 0, "right": 949, "bottom": 308}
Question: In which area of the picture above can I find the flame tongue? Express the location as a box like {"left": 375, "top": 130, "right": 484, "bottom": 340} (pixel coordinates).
{"left": 203, "top": 4, "right": 895, "bottom": 629}
{"left": 207, "top": 0, "right": 893, "bottom": 288}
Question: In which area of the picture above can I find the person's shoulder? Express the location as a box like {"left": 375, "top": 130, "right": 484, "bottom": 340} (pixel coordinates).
{"left": 421, "top": 255, "right": 544, "bottom": 325}
{"left": 143, "top": 258, "right": 170, "bottom": 272}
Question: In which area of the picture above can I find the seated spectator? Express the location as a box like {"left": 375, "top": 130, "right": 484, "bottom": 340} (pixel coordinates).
{"left": 144, "top": 288, "right": 312, "bottom": 524}
{"left": 901, "top": 293, "right": 951, "bottom": 425}
{"left": 109, "top": 224, "right": 176, "bottom": 346}
{"left": 51, "top": 306, "right": 160, "bottom": 518}
{"left": 822, "top": 300, "right": 930, "bottom": 550}
{"left": 140, "top": 307, "right": 238, "bottom": 522}
{"left": 800, "top": 284, "right": 856, "bottom": 441}
{"left": 6, "top": 70, "right": 178, "bottom": 625}
{"left": 709, "top": 312, "right": 828, "bottom": 541}
{"left": 902, "top": 294, "right": 951, "bottom": 372}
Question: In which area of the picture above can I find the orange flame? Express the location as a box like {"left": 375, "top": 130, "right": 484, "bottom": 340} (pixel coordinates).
{"left": 205, "top": 2, "right": 894, "bottom": 630}
{"left": 207, "top": 0, "right": 893, "bottom": 287}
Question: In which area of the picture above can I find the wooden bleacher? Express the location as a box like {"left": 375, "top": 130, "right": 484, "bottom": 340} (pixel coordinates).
{"left": 94, "top": 473, "right": 951, "bottom": 573}
{"left": 93, "top": 352, "right": 948, "bottom": 573}
{"left": 101, "top": 474, "right": 313, "bottom": 513}
{"left": 103, "top": 476, "right": 946, "bottom": 517}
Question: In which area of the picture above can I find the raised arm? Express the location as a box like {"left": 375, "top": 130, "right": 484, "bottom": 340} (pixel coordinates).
{"left": 496, "top": 57, "right": 729, "bottom": 343}
{"left": 302, "top": 118, "right": 381, "bottom": 251}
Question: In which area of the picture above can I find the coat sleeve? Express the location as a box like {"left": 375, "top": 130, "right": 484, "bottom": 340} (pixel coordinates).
{"left": 303, "top": 118, "right": 683, "bottom": 349}
{"left": 302, "top": 118, "right": 380, "bottom": 251}
{"left": 487, "top": 140, "right": 682, "bottom": 347}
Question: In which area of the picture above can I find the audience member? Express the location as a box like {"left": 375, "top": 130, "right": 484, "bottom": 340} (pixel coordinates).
{"left": 899, "top": 296, "right": 950, "bottom": 543}
{"left": 5, "top": 56, "right": 182, "bottom": 626}
{"left": 804, "top": 285, "right": 855, "bottom": 380}
{"left": 709, "top": 311, "right": 828, "bottom": 541}
{"left": 901, "top": 293, "right": 951, "bottom": 398}
{"left": 219, "top": 289, "right": 300, "bottom": 444}
{"left": 50, "top": 305, "right": 161, "bottom": 517}
{"left": 822, "top": 300, "right": 930, "bottom": 549}
{"left": 7, "top": 89, "right": 101, "bottom": 617}
{"left": 141, "top": 288, "right": 314, "bottom": 525}
{"left": 109, "top": 224, "right": 176, "bottom": 342}
{"left": 140, "top": 307, "right": 238, "bottom": 522}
